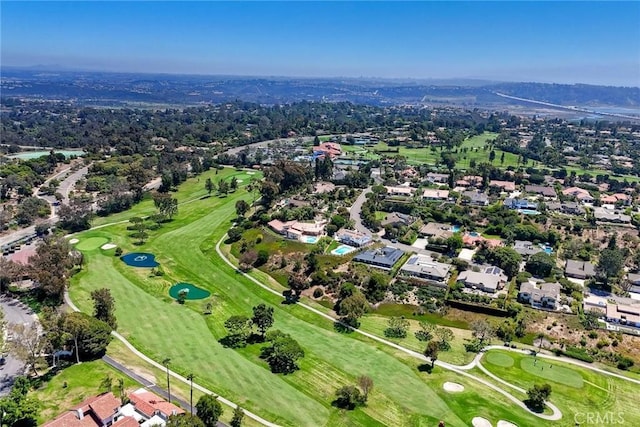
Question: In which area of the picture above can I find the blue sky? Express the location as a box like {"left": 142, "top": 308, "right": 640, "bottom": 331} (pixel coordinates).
{"left": 2, "top": 1, "right": 639, "bottom": 86}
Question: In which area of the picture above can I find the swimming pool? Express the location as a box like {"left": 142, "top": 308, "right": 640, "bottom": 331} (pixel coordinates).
{"left": 518, "top": 209, "right": 541, "bottom": 215}
{"left": 467, "top": 232, "right": 480, "bottom": 237}
{"left": 302, "top": 236, "right": 320, "bottom": 244}
{"left": 331, "top": 244, "right": 356, "bottom": 256}
{"left": 451, "top": 225, "right": 461, "bottom": 232}
{"left": 540, "top": 244, "right": 553, "bottom": 254}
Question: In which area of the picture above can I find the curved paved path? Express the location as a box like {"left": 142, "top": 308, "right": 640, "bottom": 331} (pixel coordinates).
{"left": 64, "top": 291, "right": 279, "bottom": 427}
{"left": 214, "top": 236, "right": 563, "bottom": 421}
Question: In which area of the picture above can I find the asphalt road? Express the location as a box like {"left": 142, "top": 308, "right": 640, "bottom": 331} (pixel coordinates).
{"left": 0, "top": 165, "right": 89, "bottom": 248}
{"left": 0, "top": 296, "right": 38, "bottom": 396}
{"left": 348, "top": 185, "right": 439, "bottom": 256}
{"left": 102, "top": 355, "right": 228, "bottom": 426}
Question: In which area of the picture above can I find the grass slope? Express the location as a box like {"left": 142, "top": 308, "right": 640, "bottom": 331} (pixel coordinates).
{"left": 70, "top": 168, "right": 636, "bottom": 426}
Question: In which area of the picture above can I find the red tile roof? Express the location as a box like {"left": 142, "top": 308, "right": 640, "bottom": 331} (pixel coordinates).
{"left": 129, "top": 389, "right": 185, "bottom": 418}
{"left": 112, "top": 416, "right": 139, "bottom": 427}
{"left": 43, "top": 393, "right": 121, "bottom": 427}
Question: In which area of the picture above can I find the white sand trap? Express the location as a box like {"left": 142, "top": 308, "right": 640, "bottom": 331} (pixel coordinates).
{"left": 497, "top": 422, "right": 517, "bottom": 427}
{"left": 69, "top": 238, "right": 79, "bottom": 244}
{"left": 237, "top": 179, "right": 243, "bottom": 183}
{"left": 246, "top": 172, "right": 255, "bottom": 175}
{"left": 101, "top": 243, "right": 117, "bottom": 250}
{"left": 443, "top": 382, "right": 464, "bottom": 392}
{"left": 472, "top": 417, "right": 492, "bottom": 427}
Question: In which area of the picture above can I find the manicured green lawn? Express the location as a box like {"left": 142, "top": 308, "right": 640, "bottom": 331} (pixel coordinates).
{"left": 75, "top": 236, "right": 109, "bottom": 251}
{"left": 69, "top": 167, "right": 638, "bottom": 426}
{"left": 31, "top": 361, "right": 138, "bottom": 424}
{"left": 485, "top": 351, "right": 514, "bottom": 368}
{"left": 481, "top": 349, "right": 640, "bottom": 425}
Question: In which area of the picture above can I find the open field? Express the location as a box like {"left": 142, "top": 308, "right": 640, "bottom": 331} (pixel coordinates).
{"left": 69, "top": 167, "right": 637, "bottom": 426}
{"left": 481, "top": 349, "right": 639, "bottom": 425}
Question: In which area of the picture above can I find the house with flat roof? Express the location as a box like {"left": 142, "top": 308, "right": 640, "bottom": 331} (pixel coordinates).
{"left": 518, "top": 282, "right": 561, "bottom": 310}
{"left": 457, "top": 266, "right": 507, "bottom": 294}
{"left": 565, "top": 259, "right": 596, "bottom": 279}
{"left": 353, "top": 246, "right": 405, "bottom": 270}
{"left": 399, "top": 254, "right": 452, "bottom": 287}
{"left": 606, "top": 303, "right": 640, "bottom": 328}
{"left": 422, "top": 188, "right": 449, "bottom": 201}
{"left": 335, "top": 229, "right": 372, "bottom": 247}
{"left": 593, "top": 207, "right": 631, "bottom": 223}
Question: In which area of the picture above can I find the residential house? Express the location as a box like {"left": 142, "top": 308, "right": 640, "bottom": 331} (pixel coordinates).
{"left": 268, "top": 219, "right": 326, "bottom": 240}
{"left": 457, "top": 266, "right": 508, "bottom": 294}
{"left": 461, "top": 190, "right": 489, "bottom": 206}
{"left": 353, "top": 246, "right": 405, "bottom": 270}
{"left": 43, "top": 392, "right": 133, "bottom": 427}
{"left": 627, "top": 273, "right": 640, "bottom": 294}
{"left": 312, "top": 142, "right": 342, "bottom": 159}
{"left": 593, "top": 207, "right": 632, "bottom": 224}
{"left": 503, "top": 198, "right": 538, "bottom": 210}
{"left": 605, "top": 303, "right": 640, "bottom": 328}
{"left": 399, "top": 254, "right": 452, "bottom": 287}
{"left": 547, "top": 201, "right": 585, "bottom": 215}
{"left": 426, "top": 172, "right": 449, "bottom": 184}
{"left": 489, "top": 180, "right": 516, "bottom": 192}
{"left": 518, "top": 282, "right": 561, "bottom": 310}
{"left": 513, "top": 240, "right": 543, "bottom": 257}
{"left": 124, "top": 388, "right": 185, "bottom": 424}
{"left": 419, "top": 222, "right": 454, "bottom": 239}
{"left": 524, "top": 185, "right": 557, "bottom": 199}
{"left": 422, "top": 189, "right": 450, "bottom": 201}
{"left": 380, "top": 212, "right": 415, "bottom": 228}
{"left": 335, "top": 229, "right": 372, "bottom": 247}
{"left": 565, "top": 259, "right": 596, "bottom": 279}
{"left": 562, "top": 186, "right": 593, "bottom": 203}
{"left": 384, "top": 186, "right": 416, "bottom": 197}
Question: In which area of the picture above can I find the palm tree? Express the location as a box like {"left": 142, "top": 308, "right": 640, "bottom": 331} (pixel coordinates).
{"left": 162, "top": 358, "right": 172, "bottom": 403}
{"left": 186, "top": 373, "right": 195, "bottom": 416}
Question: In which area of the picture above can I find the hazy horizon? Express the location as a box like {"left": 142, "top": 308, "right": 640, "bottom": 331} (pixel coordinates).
{"left": 2, "top": 2, "right": 639, "bottom": 87}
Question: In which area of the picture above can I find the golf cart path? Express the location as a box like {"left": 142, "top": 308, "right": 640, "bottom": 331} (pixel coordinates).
{"left": 213, "top": 236, "right": 563, "bottom": 421}
{"left": 63, "top": 291, "right": 279, "bottom": 427}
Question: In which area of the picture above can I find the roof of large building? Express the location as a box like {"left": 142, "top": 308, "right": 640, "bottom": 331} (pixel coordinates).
{"left": 524, "top": 185, "right": 557, "bottom": 197}
{"left": 519, "top": 282, "right": 561, "bottom": 302}
{"left": 565, "top": 259, "right": 596, "bottom": 277}
{"left": 400, "top": 254, "right": 452, "bottom": 280}
{"left": 457, "top": 270, "right": 505, "bottom": 292}
{"left": 353, "top": 246, "right": 404, "bottom": 268}
{"left": 422, "top": 189, "right": 449, "bottom": 199}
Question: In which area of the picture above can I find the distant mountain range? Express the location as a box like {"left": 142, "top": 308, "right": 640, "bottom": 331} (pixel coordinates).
{"left": 1, "top": 68, "right": 639, "bottom": 114}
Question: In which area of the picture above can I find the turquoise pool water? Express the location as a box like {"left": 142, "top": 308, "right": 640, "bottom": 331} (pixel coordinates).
{"left": 541, "top": 245, "right": 553, "bottom": 254}
{"left": 331, "top": 244, "right": 356, "bottom": 256}
{"left": 303, "top": 236, "right": 320, "bottom": 244}
{"left": 468, "top": 232, "right": 480, "bottom": 237}
{"left": 518, "top": 209, "right": 540, "bottom": 215}
{"left": 451, "top": 225, "right": 461, "bottom": 232}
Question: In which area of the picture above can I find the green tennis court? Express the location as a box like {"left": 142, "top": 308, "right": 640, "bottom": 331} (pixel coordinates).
{"left": 169, "top": 282, "right": 211, "bottom": 300}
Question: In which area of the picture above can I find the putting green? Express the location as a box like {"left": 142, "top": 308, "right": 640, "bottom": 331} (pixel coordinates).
{"left": 520, "top": 357, "right": 584, "bottom": 388}
{"left": 75, "top": 237, "right": 109, "bottom": 251}
{"left": 486, "top": 351, "right": 515, "bottom": 368}
{"left": 169, "top": 282, "right": 211, "bottom": 300}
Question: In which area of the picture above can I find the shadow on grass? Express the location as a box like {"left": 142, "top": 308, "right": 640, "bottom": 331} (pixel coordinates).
{"left": 417, "top": 363, "right": 434, "bottom": 374}
{"left": 281, "top": 290, "right": 299, "bottom": 305}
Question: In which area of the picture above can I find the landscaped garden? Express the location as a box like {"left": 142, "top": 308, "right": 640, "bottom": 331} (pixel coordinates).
{"left": 68, "top": 167, "right": 639, "bottom": 427}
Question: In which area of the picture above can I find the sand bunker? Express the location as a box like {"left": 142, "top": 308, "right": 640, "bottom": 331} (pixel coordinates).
{"left": 69, "top": 238, "right": 79, "bottom": 244}
{"left": 472, "top": 417, "right": 492, "bottom": 427}
{"left": 443, "top": 382, "right": 464, "bottom": 392}
{"left": 101, "top": 243, "right": 117, "bottom": 250}
{"left": 497, "top": 421, "right": 517, "bottom": 427}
